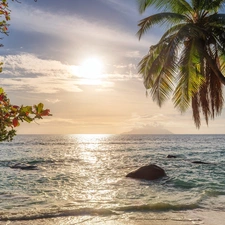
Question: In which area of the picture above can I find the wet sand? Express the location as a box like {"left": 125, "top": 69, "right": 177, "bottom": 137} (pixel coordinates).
{"left": 1, "top": 210, "right": 225, "bottom": 225}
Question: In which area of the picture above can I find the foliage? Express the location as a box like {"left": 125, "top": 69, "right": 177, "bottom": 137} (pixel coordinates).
{"left": 0, "top": 0, "right": 51, "bottom": 142}
{"left": 0, "top": 88, "right": 51, "bottom": 141}
{"left": 137, "top": 0, "right": 225, "bottom": 128}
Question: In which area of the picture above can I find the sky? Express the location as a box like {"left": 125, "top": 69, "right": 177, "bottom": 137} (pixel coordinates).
{"left": 0, "top": 0, "right": 225, "bottom": 135}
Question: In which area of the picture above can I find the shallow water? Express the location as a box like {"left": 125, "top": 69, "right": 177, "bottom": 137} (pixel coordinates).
{"left": 0, "top": 134, "right": 225, "bottom": 223}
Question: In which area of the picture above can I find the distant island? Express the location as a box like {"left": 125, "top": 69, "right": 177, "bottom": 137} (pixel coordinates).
{"left": 123, "top": 125, "right": 173, "bottom": 134}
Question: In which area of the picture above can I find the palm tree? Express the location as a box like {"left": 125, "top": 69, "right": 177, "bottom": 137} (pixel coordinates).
{"left": 137, "top": 0, "right": 225, "bottom": 128}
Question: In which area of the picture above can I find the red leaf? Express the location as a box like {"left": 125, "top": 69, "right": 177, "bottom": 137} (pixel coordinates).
{"left": 12, "top": 118, "right": 19, "bottom": 127}
{"left": 40, "top": 109, "right": 50, "bottom": 116}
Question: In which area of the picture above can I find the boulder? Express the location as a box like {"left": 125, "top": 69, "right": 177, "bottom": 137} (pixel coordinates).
{"left": 167, "top": 154, "right": 177, "bottom": 158}
{"left": 126, "top": 164, "right": 166, "bottom": 181}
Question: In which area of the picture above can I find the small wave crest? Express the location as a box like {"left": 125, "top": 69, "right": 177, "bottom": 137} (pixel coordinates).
{"left": 0, "top": 157, "right": 80, "bottom": 169}
{"left": 116, "top": 202, "right": 199, "bottom": 212}
{"left": 0, "top": 208, "right": 117, "bottom": 221}
{"left": 202, "top": 189, "right": 225, "bottom": 197}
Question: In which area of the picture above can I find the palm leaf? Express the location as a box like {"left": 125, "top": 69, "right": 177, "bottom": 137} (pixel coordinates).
{"left": 138, "top": 41, "right": 169, "bottom": 89}
{"left": 137, "top": 12, "right": 186, "bottom": 39}
{"left": 159, "top": 23, "right": 187, "bottom": 41}
{"left": 219, "top": 54, "right": 225, "bottom": 73}
{"left": 202, "top": 0, "right": 225, "bottom": 12}
{"left": 173, "top": 38, "right": 206, "bottom": 112}
{"left": 207, "top": 14, "right": 225, "bottom": 25}
{"left": 150, "top": 41, "right": 178, "bottom": 106}
{"left": 192, "top": 94, "right": 201, "bottom": 128}
{"left": 137, "top": 0, "right": 192, "bottom": 13}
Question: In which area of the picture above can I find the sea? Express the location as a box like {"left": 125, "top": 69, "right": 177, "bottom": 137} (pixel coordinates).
{"left": 0, "top": 134, "right": 225, "bottom": 225}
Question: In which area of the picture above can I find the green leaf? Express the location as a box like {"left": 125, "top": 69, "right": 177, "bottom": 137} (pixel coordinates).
{"left": 21, "top": 106, "right": 32, "bottom": 114}
{"left": 23, "top": 116, "right": 33, "bottom": 123}
{"left": 0, "top": 87, "right": 4, "bottom": 94}
{"left": 37, "top": 103, "right": 44, "bottom": 114}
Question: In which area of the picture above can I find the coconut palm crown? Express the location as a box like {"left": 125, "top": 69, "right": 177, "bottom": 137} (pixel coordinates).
{"left": 137, "top": 0, "right": 225, "bottom": 128}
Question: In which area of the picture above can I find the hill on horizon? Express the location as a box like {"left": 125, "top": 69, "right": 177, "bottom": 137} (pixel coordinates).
{"left": 123, "top": 125, "right": 173, "bottom": 135}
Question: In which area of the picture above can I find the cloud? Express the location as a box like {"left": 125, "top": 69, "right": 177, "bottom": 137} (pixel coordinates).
{"left": 0, "top": 54, "right": 82, "bottom": 93}
{"left": 45, "top": 98, "right": 61, "bottom": 104}
{"left": 127, "top": 113, "right": 171, "bottom": 127}
{"left": 0, "top": 54, "right": 71, "bottom": 77}
{"left": 0, "top": 54, "right": 142, "bottom": 94}
{"left": 10, "top": 2, "right": 153, "bottom": 50}
{"left": 125, "top": 51, "right": 141, "bottom": 58}
{"left": 104, "top": 62, "right": 140, "bottom": 81}
{"left": 37, "top": 117, "right": 79, "bottom": 125}
{"left": 99, "top": 0, "right": 142, "bottom": 19}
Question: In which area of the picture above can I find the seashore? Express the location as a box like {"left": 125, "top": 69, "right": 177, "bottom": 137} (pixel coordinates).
{"left": 1, "top": 135, "right": 225, "bottom": 225}
{"left": 1, "top": 210, "right": 225, "bottom": 225}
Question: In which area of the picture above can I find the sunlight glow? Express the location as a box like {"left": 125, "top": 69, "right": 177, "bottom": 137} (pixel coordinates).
{"left": 70, "top": 57, "right": 105, "bottom": 85}
{"left": 76, "top": 134, "right": 111, "bottom": 142}
{"left": 80, "top": 57, "right": 103, "bottom": 79}
{"left": 74, "top": 134, "right": 112, "bottom": 164}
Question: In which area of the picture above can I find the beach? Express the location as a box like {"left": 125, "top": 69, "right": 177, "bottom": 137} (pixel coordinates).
{"left": 1, "top": 210, "right": 225, "bottom": 225}
{"left": 1, "top": 134, "right": 225, "bottom": 224}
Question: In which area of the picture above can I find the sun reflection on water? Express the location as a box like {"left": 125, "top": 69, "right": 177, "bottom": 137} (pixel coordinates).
{"left": 75, "top": 134, "right": 112, "bottom": 141}
{"left": 68, "top": 134, "right": 112, "bottom": 164}
{"left": 57, "top": 134, "right": 117, "bottom": 210}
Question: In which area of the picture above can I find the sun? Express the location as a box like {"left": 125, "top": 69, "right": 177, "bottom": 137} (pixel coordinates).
{"left": 80, "top": 57, "right": 103, "bottom": 79}
{"left": 70, "top": 57, "right": 105, "bottom": 85}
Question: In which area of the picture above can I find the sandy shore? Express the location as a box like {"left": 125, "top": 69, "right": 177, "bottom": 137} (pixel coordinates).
{"left": 1, "top": 210, "right": 225, "bottom": 225}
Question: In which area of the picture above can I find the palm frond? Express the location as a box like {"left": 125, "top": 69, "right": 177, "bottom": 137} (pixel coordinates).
{"left": 173, "top": 39, "right": 205, "bottom": 112}
{"left": 209, "top": 26, "right": 225, "bottom": 52}
{"left": 139, "top": 34, "right": 178, "bottom": 106}
{"left": 150, "top": 40, "right": 178, "bottom": 106}
{"left": 137, "top": 0, "right": 158, "bottom": 13}
{"left": 219, "top": 54, "right": 225, "bottom": 73}
{"left": 208, "top": 69, "right": 223, "bottom": 117}
{"left": 203, "top": 0, "right": 225, "bottom": 12}
{"left": 159, "top": 23, "right": 187, "bottom": 41}
{"left": 199, "top": 78, "right": 210, "bottom": 125}
{"left": 192, "top": 94, "right": 201, "bottom": 128}
{"left": 208, "top": 14, "right": 225, "bottom": 26}
{"left": 151, "top": 68, "right": 175, "bottom": 107}
{"left": 138, "top": 42, "right": 168, "bottom": 89}
{"left": 137, "top": 0, "right": 193, "bottom": 14}
{"left": 138, "top": 53, "right": 155, "bottom": 89}
{"left": 194, "top": 66, "right": 224, "bottom": 128}
{"left": 169, "top": 0, "right": 193, "bottom": 14}
{"left": 137, "top": 12, "right": 186, "bottom": 39}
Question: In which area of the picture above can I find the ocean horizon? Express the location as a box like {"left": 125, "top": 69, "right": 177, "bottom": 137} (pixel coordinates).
{"left": 0, "top": 134, "right": 225, "bottom": 224}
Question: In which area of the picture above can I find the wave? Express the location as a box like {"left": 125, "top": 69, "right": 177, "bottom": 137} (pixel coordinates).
{"left": 116, "top": 202, "right": 199, "bottom": 212}
{"left": 201, "top": 189, "right": 225, "bottom": 198}
{"left": 0, "top": 202, "right": 198, "bottom": 222}
{"left": 0, "top": 158, "right": 80, "bottom": 168}
{"left": 0, "top": 208, "right": 117, "bottom": 221}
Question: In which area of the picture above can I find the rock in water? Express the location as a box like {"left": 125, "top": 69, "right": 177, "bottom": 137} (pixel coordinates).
{"left": 191, "top": 161, "right": 211, "bottom": 164}
{"left": 167, "top": 154, "right": 177, "bottom": 158}
{"left": 126, "top": 164, "right": 166, "bottom": 181}
{"left": 10, "top": 163, "right": 38, "bottom": 170}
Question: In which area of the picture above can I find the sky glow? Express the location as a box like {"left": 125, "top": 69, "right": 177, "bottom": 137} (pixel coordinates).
{"left": 0, "top": 0, "right": 224, "bottom": 134}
